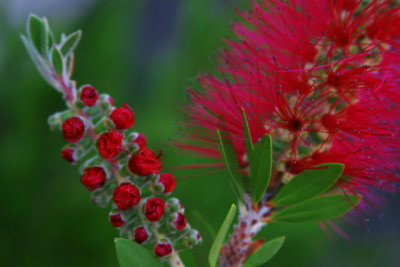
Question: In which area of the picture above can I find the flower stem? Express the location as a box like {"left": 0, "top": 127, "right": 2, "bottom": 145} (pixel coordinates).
{"left": 219, "top": 195, "right": 271, "bottom": 267}
{"left": 169, "top": 251, "right": 185, "bottom": 267}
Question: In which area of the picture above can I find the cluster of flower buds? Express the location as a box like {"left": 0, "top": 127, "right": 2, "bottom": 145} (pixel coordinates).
{"left": 22, "top": 15, "right": 200, "bottom": 260}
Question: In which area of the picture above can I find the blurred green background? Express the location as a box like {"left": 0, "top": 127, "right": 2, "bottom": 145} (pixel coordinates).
{"left": 0, "top": 0, "right": 399, "bottom": 266}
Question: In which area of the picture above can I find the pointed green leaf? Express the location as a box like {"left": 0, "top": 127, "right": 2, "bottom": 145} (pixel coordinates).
{"left": 51, "top": 47, "right": 63, "bottom": 76}
{"left": 60, "top": 30, "right": 82, "bottom": 57}
{"left": 242, "top": 108, "right": 254, "bottom": 154}
{"left": 209, "top": 204, "right": 237, "bottom": 267}
{"left": 271, "top": 163, "right": 344, "bottom": 206}
{"left": 28, "top": 14, "right": 47, "bottom": 56}
{"left": 115, "top": 238, "right": 163, "bottom": 267}
{"left": 270, "top": 194, "right": 360, "bottom": 223}
{"left": 217, "top": 130, "right": 248, "bottom": 201}
{"left": 250, "top": 134, "right": 272, "bottom": 204}
{"left": 244, "top": 236, "right": 286, "bottom": 267}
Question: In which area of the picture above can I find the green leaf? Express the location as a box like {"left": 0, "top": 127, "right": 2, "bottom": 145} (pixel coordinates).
{"left": 60, "top": 30, "right": 82, "bottom": 57}
{"left": 27, "top": 14, "right": 47, "bottom": 56}
{"left": 250, "top": 134, "right": 272, "bottom": 204}
{"left": 51, "top": 47, "right": 63, "bottom": 76}
{"left": 244, "top": 236, "right": 286, "bottom": 267}
{"left": 270, "top": 194, "right": 360, "bottom": 223}
{"left": 242, "top": 109, "right": 254, "bottom": 154}
{"left": 271, "top": 163, "right": 344, "bottom": 206}
{"left": 114, "top": 238, "right": 163, "bottom": 267}
{"left": 209, "top": 204, "right": 237, "bottom": 267}
{"left": 217, "top": 130, "right": 248, "bottom": 201}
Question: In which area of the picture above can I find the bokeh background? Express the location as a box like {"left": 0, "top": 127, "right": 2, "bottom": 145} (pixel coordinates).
{"left": 0, "top": 0, "right": 399, "bottom": 266}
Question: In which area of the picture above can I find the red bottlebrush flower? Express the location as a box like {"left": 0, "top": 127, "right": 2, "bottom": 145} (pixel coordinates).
{"left": 80, "top": 166, "right": 107, "bottom": 191}
{"left": 61, "top": 147, "right": 76, "bottom": 163}
{"left": 179, "top": 0, "right": 400, "bottom": 214}
{"left": 145, "top": 197, "right": 165, "bottom": 222}
{"left": 128, "top": 147, "right": 162, "bottom": 176}
{"left": 97, "top": 129, "right": 125, "bottom": 162}
{"left": 154, "top": 242, "right": 172, "bottom": 257}
{"left": 134, "top": 226, "right": 149, "bottom": 244}
{"left": 80, "top": 85, "right": 99, "bottom": 106}
{"left": 110, "top": 103, "right": 135, "bottom": 130}
{"left": 172, "top": 213, "right": 187, "bottom": 231}
{"left": 109, "top": 212, "right": 125, "bottom": 228}
{"left": 62, "top": 117, "right": 85, "bottom": 143}
{"left": 113, "top": 183, "right": 140, "bottom": 210}
{"left": 157, "top": 173, "right": 176, "bottom": 193}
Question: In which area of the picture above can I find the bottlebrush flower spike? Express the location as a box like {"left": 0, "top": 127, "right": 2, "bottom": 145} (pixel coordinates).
{"left": 22, "top": 14, "right": 200, "bottom": 266}
{"left": 179, "top": 0, "right": 400, "bottom": 266}
{"left": 181, "top": 0, "right": 400, "bottom": 211}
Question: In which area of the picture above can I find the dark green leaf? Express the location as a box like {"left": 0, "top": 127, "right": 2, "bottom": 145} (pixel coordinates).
{"left": 209, "top": 204, "right": 237, "bottom": 267}
{"left": 60, "top": 30, "right": 82, "bottom": 57}
{"left": 114, "top": 238, "right": 163, "bottom": 267}
{"left": 217, "top": 130, "right": 248, "bottom": 201}
{"left": 51, "top": 47, "right": 63, "bottom": 76}
{"left": 28, "top": 14, "right": 47, "bottom": 56}
{"left": 250, "top": 134, "right": 272, "bottom": 204}
{"left": 244, "top": 236, "right": 285, "bottom": 267}
{"left": 271, "top": 163, "right": 344, "bottom": 206}
{"left": 270, "top": 194, "right": 360, "bottom": 223}
{"left": 242, "top": 108, "right": 253, "bottom": 154}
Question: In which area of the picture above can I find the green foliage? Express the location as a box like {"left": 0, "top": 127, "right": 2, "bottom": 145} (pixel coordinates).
{"left": 244, "top": 236, "right": 286, "bottom": 267}
{"left": 114, "top": 238, "right": 163, "bottom": 267}
{"left": 60, "top": 30, "right": 82, "bottom": 57}
{"left": 51, "top": 47, "right": 63, "bottom": 75}
{"left": 270, "top": 194, "right": 360, "bottom": 223}
{"left": 272, "top": 163, "right": 344, "bottom": 206}
{"left": 28, "top": 14, "right": 48, "bottom": 56}
{"left": 217, "top": 130, "right": 248, "bottom": 202}
{"left": 209, "top": 204, "right": 237, "bottom": 267}
{"left": 249, "top": 134, "right": 272, "bottom": 204}
{"left": 242, "top": 109, "right": 254, "bottom": 153}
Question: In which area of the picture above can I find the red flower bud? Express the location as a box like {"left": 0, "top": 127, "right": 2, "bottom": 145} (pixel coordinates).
{"left": 172, "top": 213, "right": 187, "bottom": 231}
{"left": 145, "top": 197, "right": 165, "bottom": 222}
{"left": 154, "top": 242, "right": 172, "bottom": 257}
{"left": 128, "top": 147, "right": 162, "bottom": 176}
{"left": 62, "top": 117, "right": 85, "bottom": 143}
{"left": 158, "top": 173, "right": 176, "bottom": 193}
{"left": 98, "top": 129, "right": 125, "bottom": 162}
{"left": 134, "top": 226, "right": 149, "bottom": 244}
{"left": 80, "top": 85, "right": 99, "bottom": 106}
{"left": 110, "top": 103, "right": 135, "bottom": 130}
{"left": 109, "top": 212, "right": 125, "bottom": 228}
{"left": 113, "top": 183, "right": 140, "bottom": 210}
{"left": 81, "top": 166, "right": 107, "bottom": 191}
{"left": 132, "top": 133, "right": 147, "bottom": 149}
{"left": 61, "top": 147, "right": 76, "bottom": 163}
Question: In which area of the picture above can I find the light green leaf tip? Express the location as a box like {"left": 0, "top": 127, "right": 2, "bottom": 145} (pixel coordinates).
{"left": 209, "top": 204, "right": 237, "bottom": 267}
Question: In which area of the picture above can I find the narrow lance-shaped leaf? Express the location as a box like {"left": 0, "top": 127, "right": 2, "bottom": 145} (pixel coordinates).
{"left": 244, "top": 236, "right": 286, "bottom": 267}
{"left": 209, "top": 204, "right": 237, "bottom": 267}
{"left": 271, "top": 163, "right": 344, "bottom": 206}
{"left": 51, "top": 47, "right": 63, "bottom": 76}
{"left": 114, "top": 238, "right": 163, "bottom": 267}
{"left": 241, "top": 108, "right": 254, "bottom": 154}
{"left": 28, "top": 14, "right": 47, "bottom": 56}
{"left": 270, "top": 194, "right": 360, "bottom": 223}
{"left": 217, "top": 130, "right": 248, "bottom": 201}
{"left": 250, "top": 134, "right": 272, "bottom": 204}
{"left": 60, "top": 30, "right": 82, "bottom": 57}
